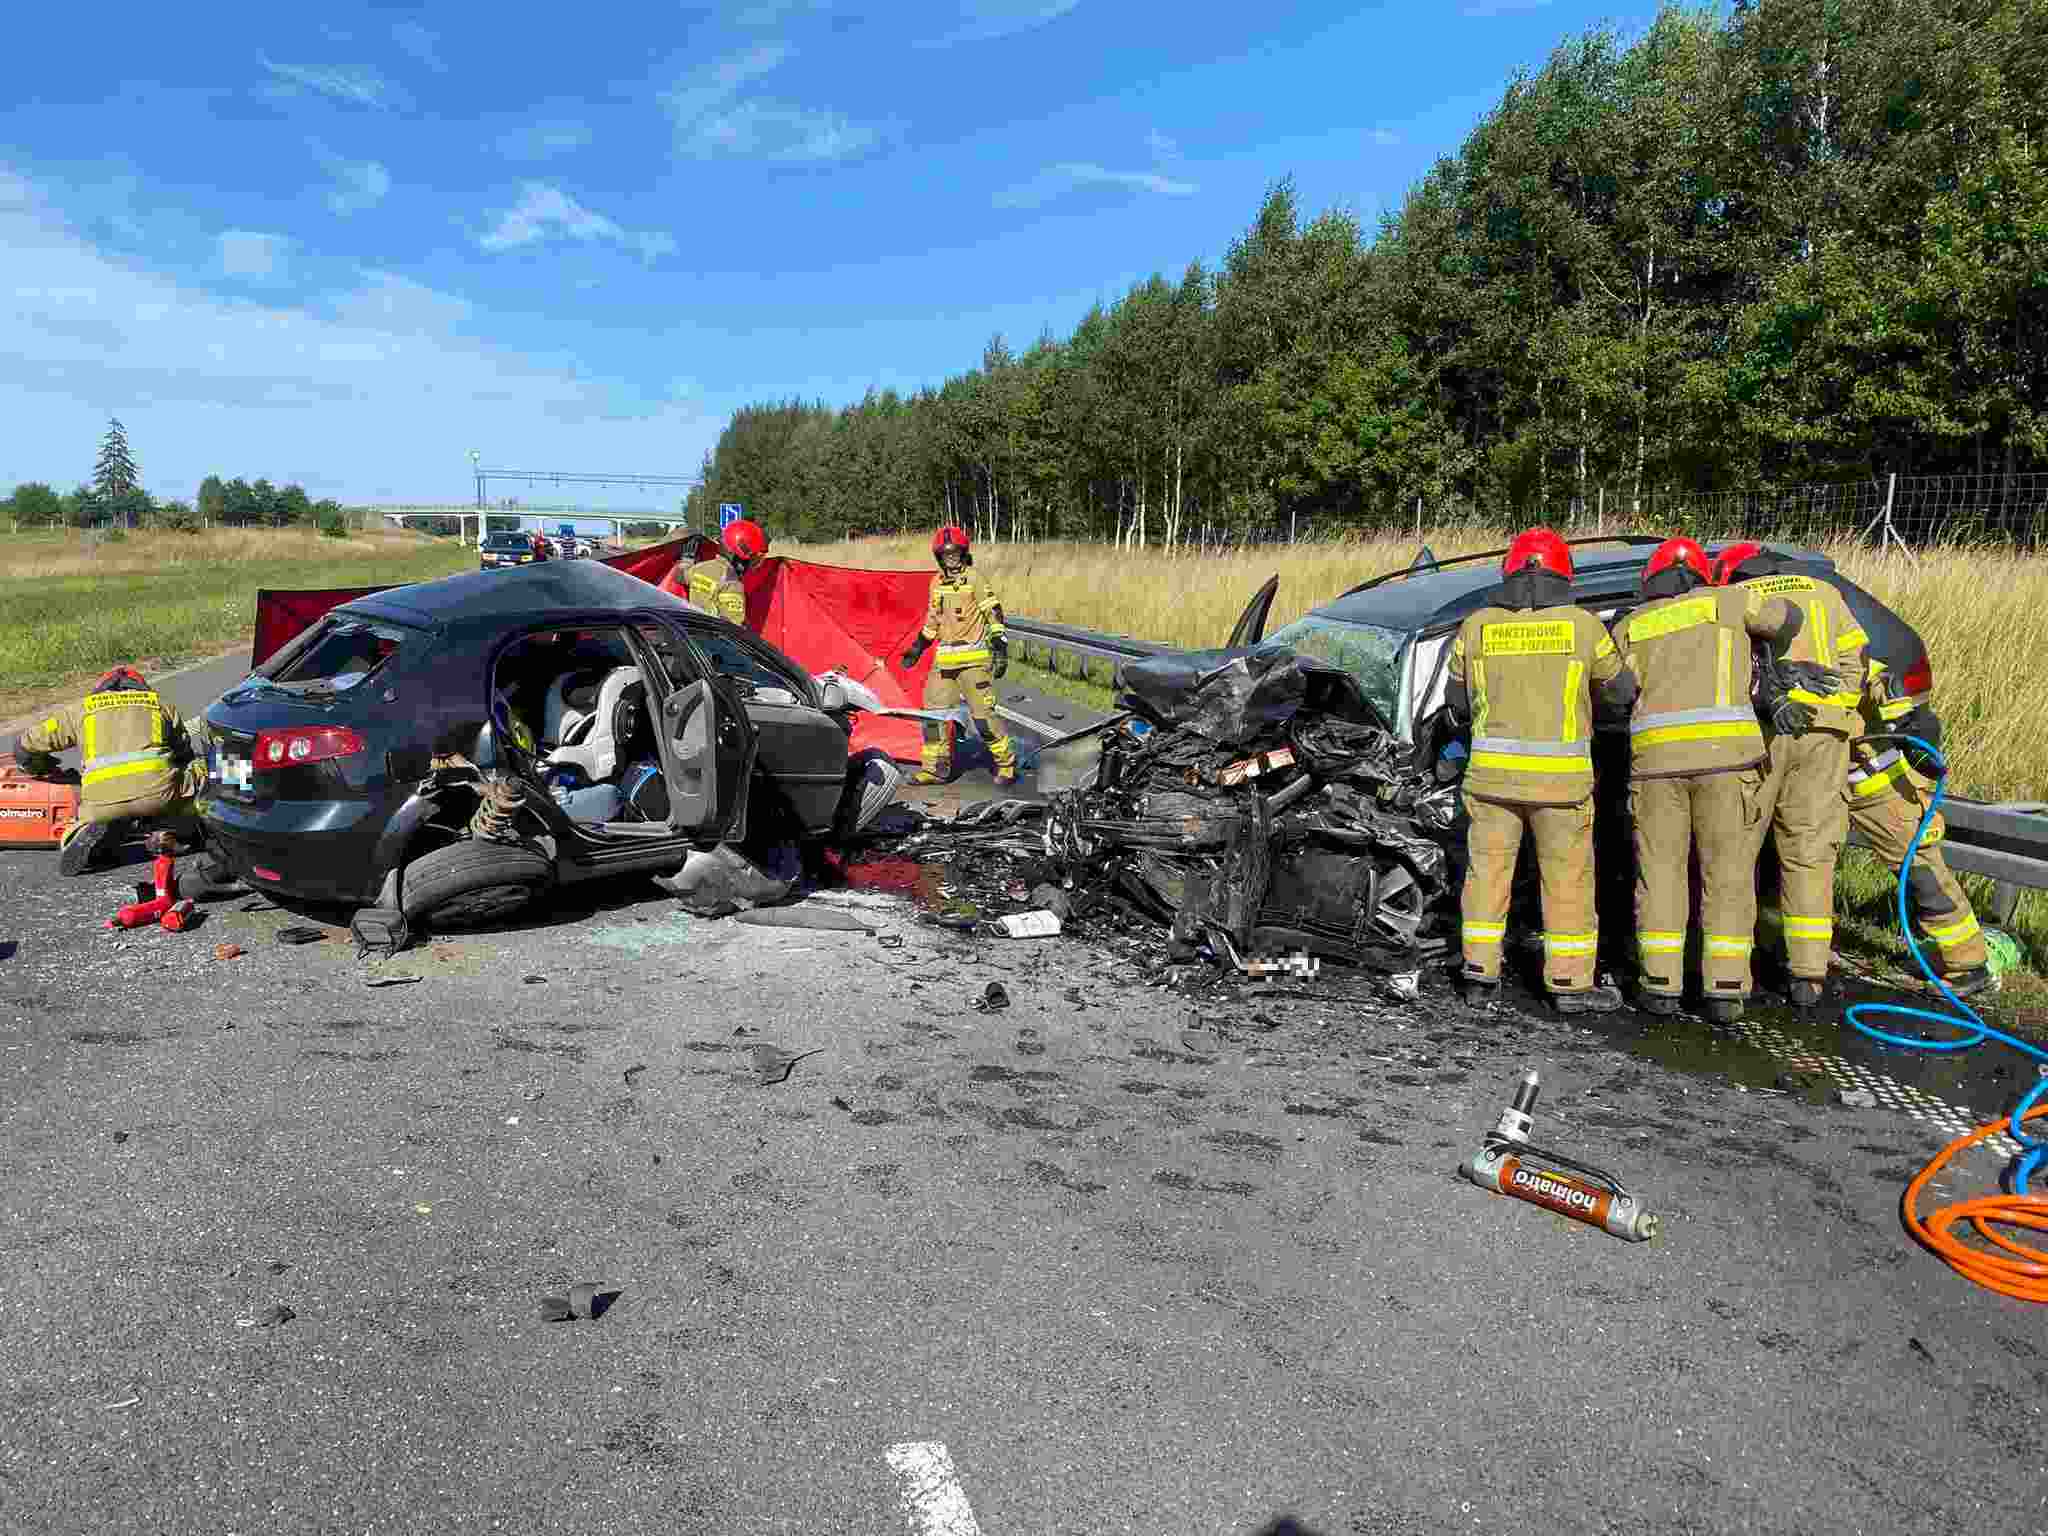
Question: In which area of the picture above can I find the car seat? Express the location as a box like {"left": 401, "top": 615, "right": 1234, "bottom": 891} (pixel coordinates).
{"left": 545, "top": 666, "right": 646, "bottom": 783}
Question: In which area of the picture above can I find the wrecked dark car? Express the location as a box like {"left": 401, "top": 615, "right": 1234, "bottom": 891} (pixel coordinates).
{"left": 1034, "top": 537, "right": 1928, "bottom": 982}
{"left": 198, "top": 560, "right": 869, "bottom": 928}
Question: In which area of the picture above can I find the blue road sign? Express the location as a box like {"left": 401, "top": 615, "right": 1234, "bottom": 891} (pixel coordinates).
{"left": 719, "top": 502, "right": 743, "bottom": 529}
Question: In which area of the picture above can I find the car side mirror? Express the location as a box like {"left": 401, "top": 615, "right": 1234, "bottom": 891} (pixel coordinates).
{"left": 818, "top": 679, "right": 847, "bottom": 713}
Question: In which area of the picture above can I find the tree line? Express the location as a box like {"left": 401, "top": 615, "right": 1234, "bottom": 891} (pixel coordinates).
{"left": 684, "top": 0, "right": 2045, "bottom": 547}
{"left": 3, "top": 419, "right": 349, "bottom": 533}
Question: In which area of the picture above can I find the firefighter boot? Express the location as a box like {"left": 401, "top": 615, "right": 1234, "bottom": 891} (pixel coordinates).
{"left": 910, "top": 721, "right": 955, "bottom": 786}
{"left": 1787, "top": 979, "right": 1825, "bottom": 1008}
{"left": 1555, "top": 984, "right": 1623, "bottom": 1015}
{"left": 1702, "top": 997, "right": 1744, "bottom": 1025}
{"left": 58, "top": 818, "right": 115, "bottom": 876}
{"left": 1943, "top": 965, "right": 1997, "bottom": 999}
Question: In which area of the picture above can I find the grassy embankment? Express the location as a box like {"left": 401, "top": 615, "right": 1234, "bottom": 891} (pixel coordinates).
{"left": 792, "top": 532, "right": 2048, "bottom": 1010}
{"left": 0, "top": 527, "right": 472, "bottom": 725}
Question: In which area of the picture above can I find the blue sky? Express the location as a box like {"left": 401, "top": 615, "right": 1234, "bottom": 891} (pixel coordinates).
{"left": 1, "top": 0, "right": 1640, "bottom": 514}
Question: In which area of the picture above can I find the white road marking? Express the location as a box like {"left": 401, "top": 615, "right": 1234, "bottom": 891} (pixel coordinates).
{"left": 885, "top": 1441, "right": 985, "bottom": 1536}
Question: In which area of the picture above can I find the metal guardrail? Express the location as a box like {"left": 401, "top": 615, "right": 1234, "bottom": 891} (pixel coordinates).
{"left": 1009, "top": 613, "right": 2047, "bottom": 912}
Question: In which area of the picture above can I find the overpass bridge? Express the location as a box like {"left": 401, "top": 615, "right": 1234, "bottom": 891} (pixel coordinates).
{"left": 367, "top": 505, "right": 696, "bottom": 547}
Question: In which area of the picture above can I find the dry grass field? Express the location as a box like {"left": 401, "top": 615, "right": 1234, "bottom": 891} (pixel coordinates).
{"left": 0, "top": 526, "right": 471, "bottom": 724}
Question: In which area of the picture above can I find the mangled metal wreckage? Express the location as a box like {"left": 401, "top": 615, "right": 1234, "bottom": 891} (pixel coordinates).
{"left": 1034, "top": 645, "right": 1461, "bottom": 976}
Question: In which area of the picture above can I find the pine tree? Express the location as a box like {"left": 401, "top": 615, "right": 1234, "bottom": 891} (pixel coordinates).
{"left": 93, "top": 417, "right": 139, "bottom": 502}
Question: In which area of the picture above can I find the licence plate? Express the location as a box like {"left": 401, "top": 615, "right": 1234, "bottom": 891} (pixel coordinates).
{"left": 213, "top": 751, "right": 254, "bottom": 792}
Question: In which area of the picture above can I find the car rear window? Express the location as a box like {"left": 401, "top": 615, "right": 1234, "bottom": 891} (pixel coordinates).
{"left": 262, "top": 615, "right": 415, "bottom": 692}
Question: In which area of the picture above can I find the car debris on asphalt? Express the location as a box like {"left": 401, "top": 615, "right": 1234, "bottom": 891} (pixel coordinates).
{"left": 749, "top": 1045, "right": 820, "bottom": 1085}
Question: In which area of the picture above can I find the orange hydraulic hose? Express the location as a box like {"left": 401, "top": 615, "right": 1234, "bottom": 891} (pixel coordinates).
{"left": 1903, "top": 1101, "right": 2048, "bottom": 1302}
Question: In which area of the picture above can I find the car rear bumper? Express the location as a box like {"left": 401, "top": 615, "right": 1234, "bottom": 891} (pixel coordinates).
{"left": 200, "top": 795, "right": 390, "bottom": 905}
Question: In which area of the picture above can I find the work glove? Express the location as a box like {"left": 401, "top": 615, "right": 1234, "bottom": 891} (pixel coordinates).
{"left": 1899, "top": 704, "right": 1945, "bottom": 777}
{"left": 899, "top": 634, "right": 931, "bottom": 671}
{"left": 990, "top": 637, "right": 1009, "bottom": 680}
{"left": 19, "top": 749, "right": 59, "bottom": 779}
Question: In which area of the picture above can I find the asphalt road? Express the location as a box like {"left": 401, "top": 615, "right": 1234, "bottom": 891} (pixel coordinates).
{"left": 1, "top": 662, "right": 2045, "bottom": 1535}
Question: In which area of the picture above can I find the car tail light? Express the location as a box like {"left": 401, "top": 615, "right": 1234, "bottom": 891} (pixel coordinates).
{"left": 252, "top": 866, "right": 282, "bottom": 882}
{"left": 1902, "top": 655, "right": 1934, "bottom": 698}
{"left": 252, "top": 726, "right": 366, "bottom": 769}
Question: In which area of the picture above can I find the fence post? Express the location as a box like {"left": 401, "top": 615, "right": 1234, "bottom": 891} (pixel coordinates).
{"left": 1597, "top": 486, "right": 1604, "bottom": 533}
{"left": 1414, "top": 496, "right": 1422, "bottom": 539}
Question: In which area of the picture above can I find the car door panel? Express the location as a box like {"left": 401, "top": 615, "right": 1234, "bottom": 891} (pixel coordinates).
{"left": 1227, "top": 576, "right": 1280, "bottom": 649}
{"left": 744, "top": 701, "right": 851, "bottom": 832}
{"left": 656, "top": 679, "right": 756, "bottom": 839}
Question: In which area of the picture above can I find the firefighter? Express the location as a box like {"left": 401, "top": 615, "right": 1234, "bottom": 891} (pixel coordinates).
{"left": 6, "top": 666, "right": 211, "bottom": 876}
{"left": 687, "top": 520, "right": 768, "bottom": 628}
{"left": 1444, "top": 527, "right": 1635, "bottom": 1013}
{"left": 899, "top": 525, "right": 1016, "bottom": 786}
{"left": 1712, "top": 541, "right": 1869, "bottom": 1007}
{"left": 1617, "top": 537, "right": 1804, "bottom": 1023}
{"left": 1848, "top": 641, "right": 1996, "bottom": 995}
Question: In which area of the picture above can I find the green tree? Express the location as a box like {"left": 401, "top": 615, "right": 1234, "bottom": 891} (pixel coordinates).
{"left": 273, "top": 483, "right": 313, "bottom": 528}
{"left": 249, "top": 478, "right": 279, "bottom": 527}
{"left": 93, "top": 417, "right": 140, "bottom": 508}
{"left": 5, "top": 481, "right": 64, "bottom": 528}
{"left": 196, "top": 475, "right": 228, "bottom": 526}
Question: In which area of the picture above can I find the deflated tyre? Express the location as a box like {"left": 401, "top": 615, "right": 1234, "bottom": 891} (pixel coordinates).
{"left": 399, "top": 840, "right": 554, "bottom": 931}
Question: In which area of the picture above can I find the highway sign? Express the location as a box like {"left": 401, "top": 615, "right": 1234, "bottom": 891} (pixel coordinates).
{"left": 719, "top": 502, "right": 743, "bottom": 529}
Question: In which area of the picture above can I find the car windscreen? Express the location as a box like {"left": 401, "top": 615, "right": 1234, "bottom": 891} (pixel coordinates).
{"left": 482, "top": 535, "right": 529, "bottom": 550}
{"left": 258, "top": 615, "right": 417, "bottom": 693}
{"left": 1264, "top": 614, "right": 1406, "bottom": 725}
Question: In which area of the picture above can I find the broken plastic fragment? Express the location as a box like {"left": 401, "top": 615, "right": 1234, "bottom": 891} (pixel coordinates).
{"left": 750, "top": 1045, "right": 822, "bottom": 1085}
{"left": 993, "top": 911, "right": 1062, "bottom": 939}
{"left": 972, "top": 982, "right": 1011, "bottom": 1013}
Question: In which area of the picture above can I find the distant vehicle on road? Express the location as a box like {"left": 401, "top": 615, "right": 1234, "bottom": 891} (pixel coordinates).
{"left": 198, "top": 560, "right": 860, "bottom": 928}
{"left": 479, "top": 532, "right": 540, "bottom": 571}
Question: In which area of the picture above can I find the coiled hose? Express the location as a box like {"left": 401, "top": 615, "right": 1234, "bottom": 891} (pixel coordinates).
{"left": 1842, "top": 733, "right": 2048, "bottom": 1301}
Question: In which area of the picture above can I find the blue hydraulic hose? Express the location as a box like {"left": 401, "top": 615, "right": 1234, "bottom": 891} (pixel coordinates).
{"left": 1841, "top": 734, "right": 2048, "bottom": 1195}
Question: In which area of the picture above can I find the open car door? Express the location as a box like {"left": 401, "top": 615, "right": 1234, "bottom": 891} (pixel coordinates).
{"left": 1226, "top": 575, "right": 1280, "bottom": 649}
{"left": 654, "top": 672, "right": 758, "bottom": 842}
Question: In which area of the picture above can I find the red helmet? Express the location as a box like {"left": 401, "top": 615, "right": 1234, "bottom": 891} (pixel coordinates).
{"left": 1645, "top": 536, "right": 1712, "bottom": 589}
{"left": 94, "top": 666, "right": 149, "bottom": 694}
{"left": 1712, "top": 540, "right": 1766, "bottom": 586}
{"left": 1502, "top": 527, "right": 1572, "bottom": 580}
{"left": 722, "top": 518, "right": 768, "bottom": 563}
{"left": 932, "top": 524, "right": 972, "bottom": 568}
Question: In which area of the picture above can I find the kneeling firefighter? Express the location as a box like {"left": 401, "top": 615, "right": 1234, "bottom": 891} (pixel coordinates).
{"left": 1849, "top": 622, "right": 1998, "bottom": 996}
{"left": 7, "top": 666, "right": 212, "bottom": 876}
{"left": 899, "top": 525, "right": 1016, "bottom": 787}
{"left": 687, "top": 519, "right": 768, "bottom": 627}
{"left": 1445, "top": 527, "right": 1635, "bottom": 1014}
{"left": 1618, "top": 537, "right": 1803, "bottom": 1023}
{"left": 1713, "top": 541, "right": 1869, "bottom": 1008}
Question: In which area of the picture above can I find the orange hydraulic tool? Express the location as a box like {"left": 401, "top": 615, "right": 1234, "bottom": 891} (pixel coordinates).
{"left": 0, "top": 755, "right": 82, "bottom": 849}
{"left": 107, "top": 855, "right": 178, "bottom": 930}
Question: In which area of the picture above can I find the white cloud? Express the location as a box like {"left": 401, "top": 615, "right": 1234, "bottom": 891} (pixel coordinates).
{"left": 478, "top": 182, "right": 677, "bottom": 263}
{"left": 391, "top": 22, "right": 446, "bottom": 72}
{"left": 918, "top": 0, "right": 1081, "bottom": 46}
{"left": 662, "top": 44, "right": 887, "bottom": 164}
{"left": 1370, "top": 128, "right": 1400, "bottom": 147}
{"left": 0, "top": 169, "right": 711, "bottom": 498}
{"left": 216, "top": 230, "right": 291, "bottom": 281}
{"left": 497, "top": 120, "right": 594, "bottom": 162}
{"left": 259, "top": 54, "right": 394, "bottom": 109}
{"left": 995, "top": 161, "right": 1197, "bottom": 211}
{"left": 311, "top": 142, "right": 391, "bottom": 216}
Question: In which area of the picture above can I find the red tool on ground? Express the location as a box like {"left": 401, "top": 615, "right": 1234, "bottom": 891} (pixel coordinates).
{"left": 160, "top": 899, "right": 198, "bottom": 933}
{"left": 0, "top": 754, "right": 82, "bottom": 849}
{"left": 106, "top": 855, "right": 179, "bottom": 930}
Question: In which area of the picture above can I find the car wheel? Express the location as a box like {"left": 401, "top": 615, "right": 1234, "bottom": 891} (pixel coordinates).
{"left": 400, "top": 840, "right": 554, "bottom": 931}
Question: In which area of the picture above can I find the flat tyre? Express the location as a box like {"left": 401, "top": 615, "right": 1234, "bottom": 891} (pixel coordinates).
{"left": 400, "top": 840, "right": 554, "bottom": 931}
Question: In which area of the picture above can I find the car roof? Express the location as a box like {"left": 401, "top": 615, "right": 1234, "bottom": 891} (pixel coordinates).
{"left": 339, "top": 557, "right": 697, "bottom": 628}
{"left": 1305, "top": 538, "right": 1836, "bottom": 634}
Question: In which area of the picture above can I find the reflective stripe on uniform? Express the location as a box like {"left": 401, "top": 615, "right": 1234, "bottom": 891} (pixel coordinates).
{"left": 1480, "top": 620, "right": 1574, "bottom": 655}
{"left": 1462, "top": 921, "right": 1506, "bottom": 946}
{"left": 1705, "top": 934, "right": 1754, "bottom": 958}
{"left": 1716, "top": 626, "right": 1732, "bottom": 709}
{"left": 1470, "top": 734, "right": 1591, "bottom": 775}
{"left": 1630, "top": 705, "right": 1761, "bottom": 750}
{"left": 936, "top": 646, "right": 992, "bottom": 667}
{"left": 1628, "top": 594, "right": 1717, "bottom": 643}
{"left": 1790, "top": 687, "right": 1863, "bottom": 709}
{"left": 1543, "top": 932, "right": 1597, "bottom": 956}
{"left": 1562, "top": 659, "right": 1583, "bottom": 743}
{"left": 1470, "top": 657, "right": 1488, "bottom": 738}
{"left": 1849, "top": 750, "right": 1911, "bottom": 797}
{"left": 1781, "top": 915, "right": 1834, "bottom": 942}
{"left": 1923, "top": 911, "right": 1982, "bottom": 949}
{"left": 1638, "top": 930, "right": 1684, "bottom": 955}
{"left": 84, "top": 755, "right": 173, "bottom": 788}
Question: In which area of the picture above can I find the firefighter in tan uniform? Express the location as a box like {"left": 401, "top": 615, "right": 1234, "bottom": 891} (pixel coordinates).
{"left": 899, "top": 525, "right": 1016, "bottom": 786}
{"left": 1446, "top": 528, "right": 1635, "bottom": 1013}
{"left": 685, "top": 519, "right": 767, "bottom": 627}
{"left": 1618, "top": 538, "right": 1803, "bottom": 1023}
{"left": 8, "top": 665, "right": 211, "bottom": 875}
{"left": 1712, "top": 542, "right": 1869, "bottom": 1007}
{"left": 1847, "top": 640, "right": 1996, "bottom": 995}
